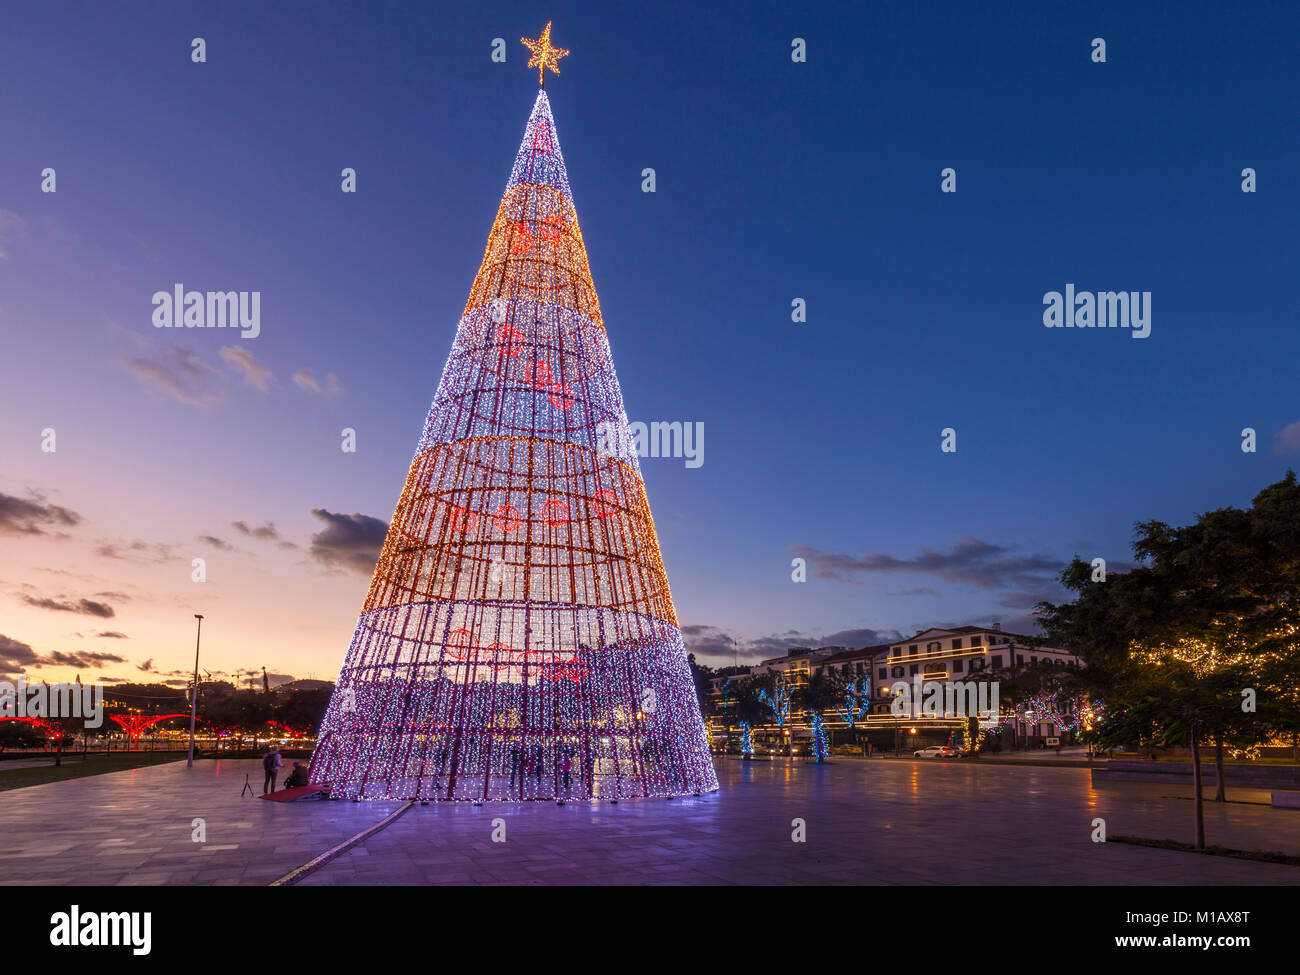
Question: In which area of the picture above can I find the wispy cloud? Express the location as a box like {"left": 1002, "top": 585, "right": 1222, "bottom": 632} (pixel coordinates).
{"left": 124, "top": 344, "right": 225, "bottom": 407}
{"left": 0, "top": 210, "right": 26, "bottom": 260}
{"left": 1274, "top": 421, "right": 1300, "bottom": 457}
{"left": 292, "top": 369, "right": 341, "bottom": 397}
{"left": 94, "top": 539, "right": 178, "bottom": 563}
{"left": 219, "top": 345, "right": 273, "bottom": 391}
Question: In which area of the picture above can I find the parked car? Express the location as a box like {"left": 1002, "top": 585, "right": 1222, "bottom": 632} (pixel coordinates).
{"left": 914, "top": 745, "right": 960, "bottom": 758}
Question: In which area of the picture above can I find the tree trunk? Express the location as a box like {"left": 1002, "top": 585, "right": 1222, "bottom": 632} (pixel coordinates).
{"left": 1213, "top": 735, "right": 1226, "bottom": 803}
{"left": 1190, "top": 724, "right": 1205, "bottom": 850}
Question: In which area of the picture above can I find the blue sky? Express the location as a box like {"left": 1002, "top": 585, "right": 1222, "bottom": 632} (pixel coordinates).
{"left": 2, "top": 0, "right": 1298, "bottom": 684}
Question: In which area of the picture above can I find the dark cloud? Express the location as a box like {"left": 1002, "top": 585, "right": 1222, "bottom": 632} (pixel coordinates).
{"left": 747, "top": 627, "right": 902, "bottom": 658}
{"left": 138, "top": 658, "right": 155, "bottom": 672}
{"left": 681, "top": 624, "right": 902, "bottom": 664}
{"left": 95, "top": 631, "right": 128, "bottom": 639}
{"left": 233, "top": 520, "right": 299, "bottom": 550}
{"left": 793, "top": 537, "right": 1062, "bottom": 590}
{"left": 679, "top": 624, "right": 739, "bottom": 661}
{"left": 792, "top": 537, "right": 1078, "bottom": 613}
{"left": 196, "top": 534, "right": 235, "bottom": 551}
{"left": 232, "top": 520, "right": 277, "bottom": 540}
{"left": 0, "top": 635, "right": 128, "bottom": 678}
{"left": 995, "top": 612, "right": 1046, "bottom": 637}
{"left": 821, "top": 627, "right": 904, "bottom": 647}
{"left": 0, "top": 491, "right": 81, "bottom": 536}
{"left": 308, "top": 508, "right": 388, "bottom": 574}
{"left": 43, "top": 650, "right": 128, "bottom": 669}
{"left": 20, "top": 595, "right": 116, "bottom": 618}
{"left": 0, "top": 633, "right": 41, "bottom": 680}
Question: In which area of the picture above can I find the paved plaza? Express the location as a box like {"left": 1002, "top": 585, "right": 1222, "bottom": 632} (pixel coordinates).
{"left": 2, "top": 756, "right": 1298, "bottom": 885}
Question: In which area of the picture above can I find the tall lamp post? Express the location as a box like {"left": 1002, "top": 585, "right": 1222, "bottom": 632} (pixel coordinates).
{"left": 187, "top": 614, "right": 203, "bottom": 768}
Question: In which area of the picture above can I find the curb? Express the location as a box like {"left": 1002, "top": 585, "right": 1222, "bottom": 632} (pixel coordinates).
{"left": 269, "top": 800, "right": 414, "bottom": 887}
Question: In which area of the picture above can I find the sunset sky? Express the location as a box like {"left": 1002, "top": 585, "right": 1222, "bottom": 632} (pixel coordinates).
{"left": 3, "top": 1, "right": 1299, "bottom": 688}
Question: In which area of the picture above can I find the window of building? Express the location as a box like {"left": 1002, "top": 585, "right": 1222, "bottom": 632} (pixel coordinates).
{"left": 952, "top": 638, "right": 962, "bottom": 649}
{"left": 909, "top": 664, "right": 919, "bottom": 675}
{"left": 1017, "top": 654, "right": 1024, "bottom": 667}
{"left": 891, "top": 667, "right": 903, "bottom": 678}
{"left": 992, "top": 655, "right": 1003, "bottom": 669}
{"left": 970, "top": 635, "right": 982, "bottom": 646}
{"left": 909, "top": 645, "right": 918, "bottom": 655}
{"left": 878, "top": 668, "right": 887, "bottom": 681}
{"left": 1030, "top": 655, "right": 1037, "bottom": 664}
{"left": 891, "top": 647, "right": 900, "bottom": 657}
{"left": 952, "top": 659, "right": 963, "bottom": 672}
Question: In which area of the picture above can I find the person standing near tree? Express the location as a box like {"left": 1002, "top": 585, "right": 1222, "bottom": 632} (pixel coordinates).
{"left": 262, "top": 745, "right": 282, "bottom": 795}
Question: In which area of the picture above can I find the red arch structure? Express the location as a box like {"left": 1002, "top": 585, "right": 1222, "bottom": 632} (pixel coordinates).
{"left": 0, "top": 716, "right": 63, "bottom": 736}
{"left": 109, "top": 713, "right": 192, "bottom": 743}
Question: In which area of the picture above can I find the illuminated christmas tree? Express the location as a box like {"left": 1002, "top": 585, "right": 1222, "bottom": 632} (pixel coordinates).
{"left": 311, "top": 25, "right": 718, "bottom": 802}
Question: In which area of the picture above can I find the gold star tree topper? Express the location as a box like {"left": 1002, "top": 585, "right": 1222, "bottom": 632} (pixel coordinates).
{"left": 521, "top": 21, "right": 569, "bottom": 85}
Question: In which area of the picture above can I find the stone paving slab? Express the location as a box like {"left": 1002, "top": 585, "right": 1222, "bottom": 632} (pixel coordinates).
{"left": 0, "top": 758, "right": 403, "bottom": 886}
{"left": 298, "top": 757, "right": 1300, "bottom": 885}
{"left": 2, "top": 755, "right": 1298, "bottom": 885}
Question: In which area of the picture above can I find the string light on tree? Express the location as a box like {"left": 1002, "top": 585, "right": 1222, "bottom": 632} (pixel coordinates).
{"left": 310, "top": 29, "right": 716, "bottom": 802}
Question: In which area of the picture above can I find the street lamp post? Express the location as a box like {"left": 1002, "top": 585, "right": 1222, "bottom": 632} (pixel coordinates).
{"left": 187, "top": 614, "right": 203, "bottom": 768}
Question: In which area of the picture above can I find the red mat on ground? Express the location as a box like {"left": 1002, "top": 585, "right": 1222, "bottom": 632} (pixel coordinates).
{"left": 260, "top": 785, "right": 331, "bottom": 802}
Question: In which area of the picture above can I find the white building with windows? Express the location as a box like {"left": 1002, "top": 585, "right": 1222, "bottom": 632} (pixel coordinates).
{"left": 869, "top": 625, "right": 1083, "bottom": 743}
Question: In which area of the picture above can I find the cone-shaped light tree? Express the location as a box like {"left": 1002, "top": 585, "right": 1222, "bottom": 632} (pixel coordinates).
{"left": 311, "top": 30, "right": 718, "bottom": 802}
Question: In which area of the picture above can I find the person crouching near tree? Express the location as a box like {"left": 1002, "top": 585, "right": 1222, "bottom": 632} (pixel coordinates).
{"left": 285, "top": 760, "right": 310, "bottom": 789}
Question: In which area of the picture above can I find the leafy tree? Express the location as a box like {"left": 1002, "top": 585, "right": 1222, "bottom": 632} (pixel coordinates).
{"left": 727, "top": 677, "right": 767, "bottom": 758}
{"left": 1039, "top": 473, "right": 1300, "bottom": 848}
{"left": 797, "top": 668, "right": 841, "bottom": 762}
{"left": 275, "top": 687, "right": 333, "bottom": 734}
